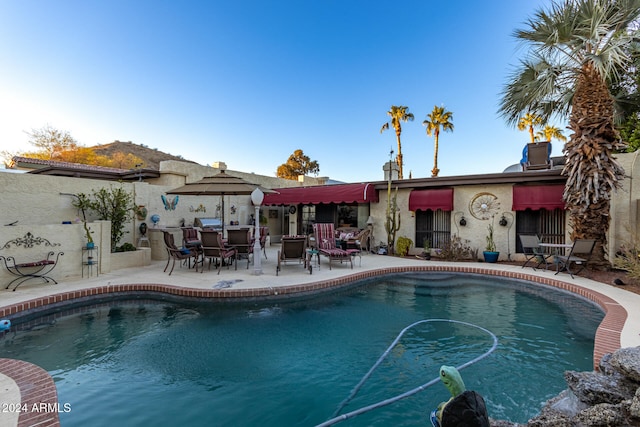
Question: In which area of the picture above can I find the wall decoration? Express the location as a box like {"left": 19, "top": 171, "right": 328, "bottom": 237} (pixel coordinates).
{"left": 136, "top": 205, "right": 148, "bottom": 220}
{"left": 161, "top": 195, "right": 179, "bottom": 211}
{"left": 469, "top": 192, "right": 500, "bottom": 220}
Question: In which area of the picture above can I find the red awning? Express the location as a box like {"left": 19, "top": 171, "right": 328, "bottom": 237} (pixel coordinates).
{"left": 408, "top": 188, "right": 453, "bottom": 211}
{"left": 512, "top": 185, "right": 565, "bottom": 210}
{"left": 262, "top": 183, "right": 378, "bottom": 205}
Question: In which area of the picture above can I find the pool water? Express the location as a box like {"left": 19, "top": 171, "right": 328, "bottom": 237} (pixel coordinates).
{"left": 0, "top": 273, "right": 603, "bottom": 426}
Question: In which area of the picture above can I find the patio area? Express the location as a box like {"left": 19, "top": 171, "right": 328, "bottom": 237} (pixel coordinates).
{"left": 1, "top": 242, "right": 640, "bottom": 427}
{"left": 1, "top": 242, "right": 639, "bottom": 350}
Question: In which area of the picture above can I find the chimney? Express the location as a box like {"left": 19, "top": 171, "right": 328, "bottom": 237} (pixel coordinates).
{"left": 383, "top": 162, "right": 399, "bottom": 181}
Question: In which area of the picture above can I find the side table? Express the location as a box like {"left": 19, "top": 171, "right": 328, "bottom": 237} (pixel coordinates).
{"left": 82, "top": 246, "right": 99, "bottom": 277}
{"left": 306, "top": 248, "right": 320, "bottom": 270}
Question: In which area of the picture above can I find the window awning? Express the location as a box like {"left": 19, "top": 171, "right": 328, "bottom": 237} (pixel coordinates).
{"left": 408, "top": 188, "right": 453, "bottom": 211}
{"left": 512, "top": 185, "right": 565, "bottom": 210}
{"left": 262, "top": 183, "right": 378, "bottom": 205}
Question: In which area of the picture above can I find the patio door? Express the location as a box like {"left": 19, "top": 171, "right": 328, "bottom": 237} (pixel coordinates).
{"left": 515, "top": 208, "right": 565, "bottom": 252}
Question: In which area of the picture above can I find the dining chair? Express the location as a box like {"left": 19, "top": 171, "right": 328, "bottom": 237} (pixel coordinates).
{"left": 519, "top": 234, "right": 550, "bottom": 270}
{"left": 555, "top": 239, "right": 597, "bottom": 278}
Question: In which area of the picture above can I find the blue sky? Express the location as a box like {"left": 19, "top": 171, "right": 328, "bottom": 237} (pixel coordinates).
{"left": 0, "top": 0, "right": 560, "bottom": 182}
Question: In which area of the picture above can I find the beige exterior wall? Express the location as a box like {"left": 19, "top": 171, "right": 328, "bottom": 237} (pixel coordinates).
{"left": 609, "top": 151, "right": 640, "bottom": 260}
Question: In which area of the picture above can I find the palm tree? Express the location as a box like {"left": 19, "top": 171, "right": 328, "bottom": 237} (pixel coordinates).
{"left": 535, "top": 125, "right": 567, "bottom": 143}
{"left": 380, "top": 106, "right": 414, "bottom": 180}
{"left": 499, "top": 0, "right": 640, "bottom": 268}
{"left": 517, "top": 113, "right": 543, "bottom": 143}
{"left": 423, "top": 105, "right": 454, "bottom": 177}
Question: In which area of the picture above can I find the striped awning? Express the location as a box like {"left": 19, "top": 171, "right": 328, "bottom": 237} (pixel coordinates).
{"left": 262, "top": 183, "right": 378, "bottom": 205}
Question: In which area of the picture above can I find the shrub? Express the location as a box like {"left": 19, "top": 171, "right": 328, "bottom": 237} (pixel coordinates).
{"left": 395, "top": 236, "right": 413, "bottom": 257}
{"left": 613, "top": 230, "right": 640, "bottom": 280}
{"left": 438, "top": 234, "right": 472, "bottom": 261}
{"left": 115, "top": 243, "right": 137, "bottom": 253}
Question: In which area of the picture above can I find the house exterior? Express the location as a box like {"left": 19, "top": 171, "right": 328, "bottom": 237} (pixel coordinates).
{"left": 1, "top": 151, "right": 638, "bottom": 284}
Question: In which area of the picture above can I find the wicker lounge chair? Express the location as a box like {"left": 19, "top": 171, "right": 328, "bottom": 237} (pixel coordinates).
{"left": 312, "top": 223, "right": 352, "bottom": 270}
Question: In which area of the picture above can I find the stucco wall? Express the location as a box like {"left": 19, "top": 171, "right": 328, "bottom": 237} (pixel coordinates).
{"left": 371, "top": 182, "right": 571, "bottom": 262}
{"left": 3, "top": 152, "right": 639, "bottom": 272}
{"left": 608, "top": 151, "right": 640, "bottom": 260}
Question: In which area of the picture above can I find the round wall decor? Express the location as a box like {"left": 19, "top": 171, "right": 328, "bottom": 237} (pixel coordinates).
{"left": 469, "top": 192, "right": 500, "bottom": 220}
{"left": 289, "top": 205, "right": 297, "bottom": 214}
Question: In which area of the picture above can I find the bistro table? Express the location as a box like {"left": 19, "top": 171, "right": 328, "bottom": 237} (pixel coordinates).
{"left": 539, "top": 242, "right": 573, "bottom": 270}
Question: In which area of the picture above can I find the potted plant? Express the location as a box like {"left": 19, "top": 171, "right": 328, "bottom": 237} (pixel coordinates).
{"left": 72, "top": 193, "right": 94, "bottom": 248}
{"left": 422, "top": 237, "right": 431, "bottom": 260}
{"left": 483, "top": 223, "right": 499, "bottom": 263}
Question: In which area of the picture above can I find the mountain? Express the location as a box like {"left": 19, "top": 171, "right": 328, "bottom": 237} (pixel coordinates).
{"left": 91, "top": 140, "right": 199, "bottom": 170}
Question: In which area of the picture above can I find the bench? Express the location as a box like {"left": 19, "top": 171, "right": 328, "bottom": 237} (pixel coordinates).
{"left": 0, "top": 232, "right": 64, "bottom": 291}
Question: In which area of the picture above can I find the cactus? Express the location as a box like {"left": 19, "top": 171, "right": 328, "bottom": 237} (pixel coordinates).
{"left": 385, "top": 186, "right": 401, "bottom": 255}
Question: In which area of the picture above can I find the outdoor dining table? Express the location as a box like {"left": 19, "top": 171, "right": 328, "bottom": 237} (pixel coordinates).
{"left": 539, "top": 242, "right": 573, "bottom": 270}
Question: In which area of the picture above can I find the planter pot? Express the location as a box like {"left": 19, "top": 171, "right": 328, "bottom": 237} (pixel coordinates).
{"left": 483, "top": 251, "right": 499, "bottom": 263}
{"left": 86, "top": 242, "right": 95, "bottom": 249}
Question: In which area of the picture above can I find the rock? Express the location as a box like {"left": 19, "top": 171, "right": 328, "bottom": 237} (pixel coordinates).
{"left": 489, "top": 419, "right": 520, "bottom": 427}
{"left": 565, "top": 370, "right": 637, "bottom": 405}
{"left": 575, "top": 403, "right": 623, "bottom": 426}
{"left": 609, "top": 346, "right": 640, "bottom": 383}
{"left": 526, "top": 411, "right": 573, "bottom": 427}
{"left": 549, "top": 389, "right": 588, "bottom": 417}
{"left": 630, "top": 388, "right": 640, "bottom": 419}
{"left": 491, "top": 346, "right": 640, "bottom": 426}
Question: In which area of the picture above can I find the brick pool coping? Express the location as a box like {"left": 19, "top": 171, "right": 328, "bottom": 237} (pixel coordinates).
{"left": 0, "top": 265, "right": 626, "bottom": 427}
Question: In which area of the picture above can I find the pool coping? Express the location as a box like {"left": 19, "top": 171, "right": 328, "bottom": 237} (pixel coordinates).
{"left": 0, "top": 264, "right": 627, "bottom": 427}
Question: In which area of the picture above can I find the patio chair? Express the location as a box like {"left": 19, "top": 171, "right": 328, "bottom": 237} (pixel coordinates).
{"left": 519, "top": 234, "right": 550, "bottom": 270}
{"left": 524, "top": 142, "right": 552, "bottom": 171}
{"left": 227, "top": 228, "right": 253, "bottom": 269}
{"left": 555, "top": 239, "right": 597, "bottom": 278}
{"left": 345, "top": 228, "right": 370, "bottom": 266}
{"left": 162, "top": 231, "right": 198, "bottom": 275}
{"left": 276, "top": 235, "right": 311, "bottom": 275}
{"left": 200, "top": 230, "right": 237, "bottom": 274}
{"left": 182, "top": 227, "right": 202, "bottom": 268}
{"left": 312, "top": 223, "right": 352, "bottom": 270}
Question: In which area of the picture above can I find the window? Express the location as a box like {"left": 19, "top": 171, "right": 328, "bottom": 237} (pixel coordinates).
{"left": 301, "top": 205, "right": 315, "bottom": 235}
{"left": 515, "top": 208, "right": 565, "bottom": 252}
{"left": 415, "top": 210, "right": 451, "bottom": 249}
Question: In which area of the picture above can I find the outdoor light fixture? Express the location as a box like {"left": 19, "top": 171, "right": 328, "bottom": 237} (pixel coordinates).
{"left": 251, "top": 187, "right": 264, "bottom": 275}
{"left": 459, "top": 216, "right": 467, "bottom": 226}
{"left": 499, "top": 215, "right": 508, "bottom": 227}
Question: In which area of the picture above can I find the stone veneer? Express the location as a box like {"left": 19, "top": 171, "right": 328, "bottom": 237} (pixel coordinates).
{"left": 0, "top": 265, "right": 627, "bottom": 427}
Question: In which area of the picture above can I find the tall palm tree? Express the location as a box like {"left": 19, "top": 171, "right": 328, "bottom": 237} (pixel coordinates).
{"left": 535, "top": 125, "right": 567, "bottom": 143}
{"left": 517, "top": 113, "right": 543, "bottom": 143}
{"left": 423, "top": 105, "right": 454, "bottom": 177}
{"left": 381, "top": 106, "right": 414, "bottom": 180}
{"left": 499, "top": 0, "right": 640, "bottom": 268}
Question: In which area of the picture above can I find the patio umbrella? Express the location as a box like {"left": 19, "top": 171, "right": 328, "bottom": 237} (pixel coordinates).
{"left": 166, "top": 171, "right": 275, "bottom": 232}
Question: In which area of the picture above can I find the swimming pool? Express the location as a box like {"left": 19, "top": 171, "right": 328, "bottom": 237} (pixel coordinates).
{"left": 0, "top": 272, "right": 603, "bottom": 426}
